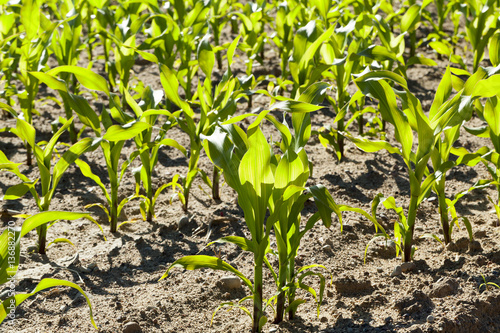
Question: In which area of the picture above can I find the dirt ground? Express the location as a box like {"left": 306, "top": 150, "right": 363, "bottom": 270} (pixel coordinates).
{"left": 1, "top": 7, "right": 500, "bottom": 333}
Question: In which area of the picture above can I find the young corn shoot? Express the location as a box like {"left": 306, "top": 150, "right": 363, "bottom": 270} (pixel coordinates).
{"left": 0, "top": 213, "right": 98, "bottom": 327}
{"left": 348, "top": 66, "right": 500, "bottom": 261}
{"left": 29, "top": 66, "right": 150, "bottom": 232}
{"left": 0, "top": 115, "right": 103, "bottom": 253}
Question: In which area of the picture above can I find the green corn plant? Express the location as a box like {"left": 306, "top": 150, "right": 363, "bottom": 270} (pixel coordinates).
{"left": 50, "top": 8, "right": 84, "bottom": 144}
{"left": 220, "top": 83, "right": 338, "bottom": 323}
{"left": 262, "top": 85, "right": 337, "bottom": 323}
{"left": 15, "top": 0, "right": 58, "bottom": 165}
{"left": 0, "top": 5, "right": 21, "bottom": 110}
{"left": 463, "top": 99, "right": 500, "bottom": 225}
{"left": 400, "top": 0, "right": 432, "bottom": 58}
{"left": 93, "top": 0, "right": 159, "bottom": 97}
{"left": 30, "top": 65, "right": 153, "bottom": 232}
{"left": 0, "top": 212, "right": 98, "bottom": 327}
{"left": 159, "top": 35, "right": 242, "bottom": 210}
{"left": 346, "top": 67, "right": 500, "bottom": 262}
{"left": 233, "top": 0, "right": 270, "bottom": 76}
{"left": 317, "top": 19, "right": 359, "bottom": 161}
{"left": 97, "top": 18, "right": 148, "bottom": 107}
{"left": 161, "top": 88, "right": 373, "bottom": 330}
{"left": 208, "top": 0, "right": 232, "bottom": 70}
{"left": 0, "top": 111, "right": 103, "bottom": 253}
{"left": 270, "top": 1, "right": 302, "bottom": 80}
{"left": 121, "top": 87, "right": 186, "bottom": 222}
{"left": 288, "top": 21, "right": 335, "bottom": 97}
{"left": 426, "top": 68, "right": 496, "bottom": 244}
{"left": 162, "top": 0, "right": 210, "bottom": 100}
{"left": 461, "top": 0, "right": 499, "bottom": 72}
{"left": 162, "top": 124, "right": 275, "bottom": 333}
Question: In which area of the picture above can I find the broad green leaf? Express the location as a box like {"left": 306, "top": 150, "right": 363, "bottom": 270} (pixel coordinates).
{"left": 0, "top": 278, "right": 97, "bottom": 329}
{"left": 160, "top": 255, "right": 253, "bottom": 291}
{"left": 489, "top": 32, "right": 500, "bottom": 66}
{"left": 20, "top": 211, "right": 93, "bottom": 237}
{"left": 197, "top": 34, "right": 215, "bottom": 78}
{"left": 208, "top": 236, "right": 254, "bottom": 252}
{"left": 103, "top": 122, "right": 151, "bottom": 141}
{"left": 20, "top": 0, "right": 39, "bottom": 40}
{"left": 51, "top": 137, "right": 101, "bottom": 193}
{"left": 47, "top": 66, "right": 110, "bottom": 95}
{"left": 15, "top": 118, "right": 36, "bottom": 149}
{"left": 29, "top": 72, "right": 67, "bottom": 92}
{"left": 3, "top": 182, "right": 35, "bottom": 200}
{"left": 401, "top": 4, "right": 421, "bottom": 32}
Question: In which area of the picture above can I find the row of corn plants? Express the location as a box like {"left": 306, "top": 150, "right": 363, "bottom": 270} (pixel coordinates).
{"left": 2, "top": 0, "right": 500, "bottom": 331}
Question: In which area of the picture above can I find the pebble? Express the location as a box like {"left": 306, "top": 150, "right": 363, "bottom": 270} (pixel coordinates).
{"left": 427, "top": 315, "right": 435, "bottom": 323}
{"left": 60, "top": 304, "right": 69, "bottom": 313}
{"left": 391, "top": 265, "right": 402, "bottom": 277}
{"left": 377, "top": 267, "right": 384, "bottom": 273}
{"left": 322, "top": 245, "right": 332, "bottom": 252}
{"left": 218, "top": 276, "right": 241, "bottom": 289}
{"left": 178, "top": 216, "right": 190, "bottom": 229}
{"left": 401, "top": 262, "right": 416, "bottom": 273}
{"left": 123, "top": 321, "right": 141, "bottom": 333}
{"left": 269, "top": 328, "right": 278, "bottom": 333}
{"left": 320, "top": 316, "right": 328, "bottom": 323}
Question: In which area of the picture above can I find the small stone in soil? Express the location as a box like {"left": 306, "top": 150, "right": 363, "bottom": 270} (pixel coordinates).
{"left": 218, "top": 276, "right": 241, "bottom": 290}
{"left": 391, "top": 265, "right": 402, "bottom": 277}
{"left": 322, "top": 244, "right": 332, "bottom": 252}
{"left": 178, "top": 215, "right": 190, "bottom": 229}
{"left": 377, "top": 267, "right": 384, "bottom": 273}
{"left": 60, "top": 304, "right": 69, "bottom": 312}
{"left": 427, "top": 315, "right": 435, "bottom": 323}
{"left": 320, "top": 316, "right": 328, "bottom": 323}
{"left": 269, "top": 328, "right": 278, "bottom": 333}
{"left": 401, "top": 262, "right": 416, "bottom": 273}
{"left": 123, "top": 321, "right": 141, "bottom": 333}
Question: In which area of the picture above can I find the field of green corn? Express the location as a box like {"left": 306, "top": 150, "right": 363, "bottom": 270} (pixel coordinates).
{"left": 1, "top": 0, "right": 500, "bottom": 332}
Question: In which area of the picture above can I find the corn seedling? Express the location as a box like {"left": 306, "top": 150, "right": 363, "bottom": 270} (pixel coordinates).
{"left": 0, "top": 212, "right": 98, "bottom": 327}
{"left": 124, "top": 88, "right": 186, "bottom": 222}
{"left": 0, "top": 116, "right": 103, "bottom": 254}
{"left": 347, "top": 66, "right": 500, "bottom": 261}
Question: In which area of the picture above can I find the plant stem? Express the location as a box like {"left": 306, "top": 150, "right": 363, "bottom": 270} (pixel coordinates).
{"left": 437, "top": 179, "right": 451, "bottom": 244}
{"left": 274, "top": 252, "right": 287, "bottom": 324}
{"left": 212, "top": 165, "right": 220, "bottom": 201}
{"left": 252, "top": 256, "right": 263, "bottom": 333}
{"left": 410, "top": 31, "right": 416, "bottom": 57}
{"left": 110, "top": 188, "right": 118, "bottom": 233}
{"left": 337, "top": 118, "right": 344, "bottom": 161}
{"left": 287, "top": 255, "right": 296, "bottom": 320}
{"left": 38, "top": 223, "right": 47, "bottom": 254}
{"left": 358, "top": 113, "right": 364, "bottom": 135}
{"left": 403, "top": 195, "right": 419, "bottom": 262}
